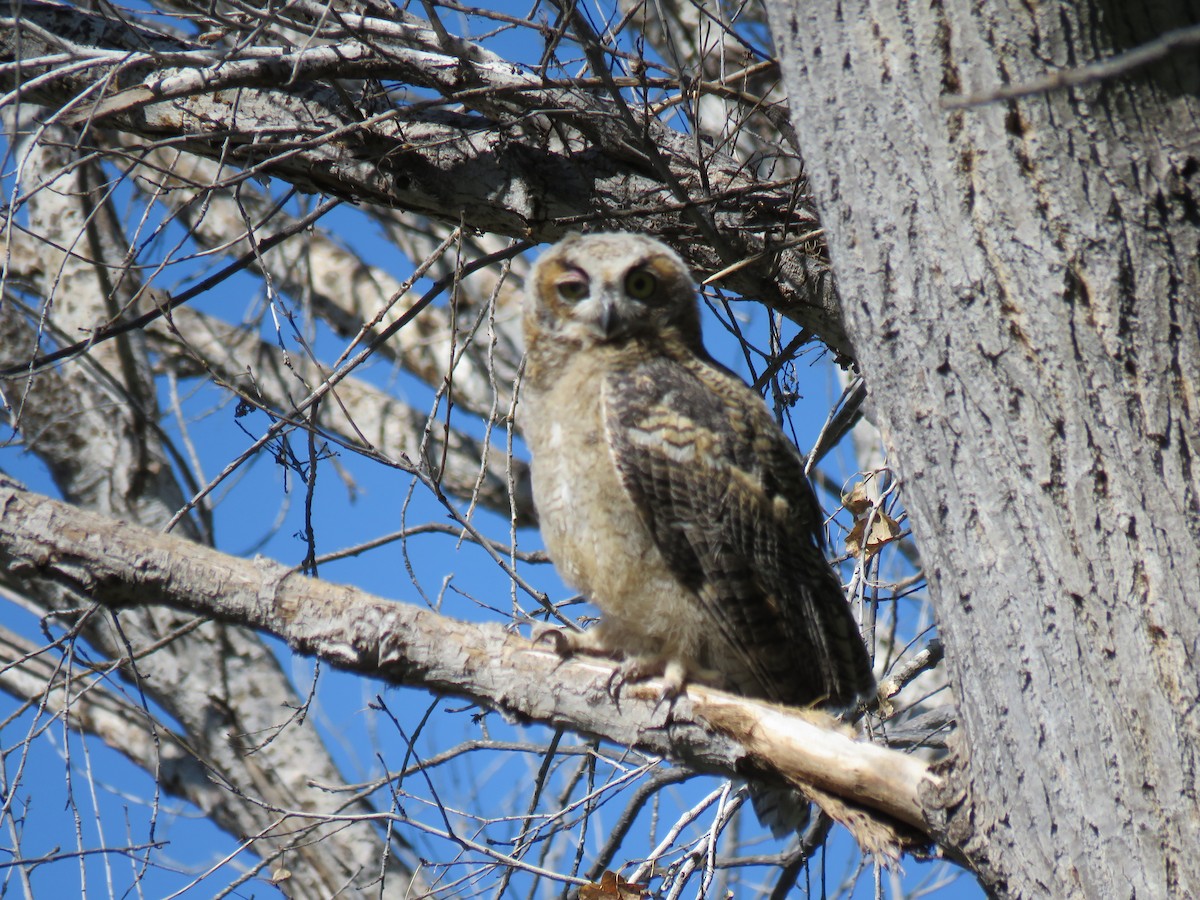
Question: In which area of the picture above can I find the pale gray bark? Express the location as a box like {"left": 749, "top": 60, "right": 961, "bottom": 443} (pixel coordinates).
{"left": 765, "top": 2, "right": 1200, "bottom": 897}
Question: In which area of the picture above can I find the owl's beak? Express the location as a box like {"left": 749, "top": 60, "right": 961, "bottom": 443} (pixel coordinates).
{"left": 597, "top": 297, "right": 620, "bottom": 338}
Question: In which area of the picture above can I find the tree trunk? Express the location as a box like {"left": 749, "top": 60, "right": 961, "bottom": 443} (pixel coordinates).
{"left": 765, "top": 2, "right": 1200, "bottom": 897}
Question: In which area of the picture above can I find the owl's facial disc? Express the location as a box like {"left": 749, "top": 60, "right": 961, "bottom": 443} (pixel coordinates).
{"left": 549, "top": 266, "right": 630, "bottom": 342}
{"left": 541, "top": 253, "right": 680, "bottom": 345}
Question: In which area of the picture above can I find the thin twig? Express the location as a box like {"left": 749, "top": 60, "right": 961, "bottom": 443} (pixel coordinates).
{"left": 943, "top": 23, "right": 1200, "bottom": 108}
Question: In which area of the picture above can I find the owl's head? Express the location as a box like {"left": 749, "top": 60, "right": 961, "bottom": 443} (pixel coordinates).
{"left": 524, "top": 233, "right": 702, "bottom": 350}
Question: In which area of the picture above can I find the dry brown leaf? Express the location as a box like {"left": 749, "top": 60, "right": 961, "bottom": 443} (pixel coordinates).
{"left": 845, "top": 507, "right": 901, "bottom": 559}
{"left": 579, "top": 870, "right": 650, "bottom": 900}
{"left": 842, "top": 480, "right": 874, "bottom": 516}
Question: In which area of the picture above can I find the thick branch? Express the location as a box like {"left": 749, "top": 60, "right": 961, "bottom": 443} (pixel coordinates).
{"left": 0, "top": 483, "right": 936, "bottom": 837}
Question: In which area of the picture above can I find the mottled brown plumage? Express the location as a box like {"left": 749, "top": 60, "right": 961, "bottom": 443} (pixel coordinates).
{"left": 521, "top": 232, "right": 874, "bottom": 709}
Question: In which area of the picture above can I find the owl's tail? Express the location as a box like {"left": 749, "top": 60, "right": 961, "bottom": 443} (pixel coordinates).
{"left": 750, "top": 783, "right": 811, "bottom": 837}
{"left": 752, "top": 779, "right": 911, "bottom": 865}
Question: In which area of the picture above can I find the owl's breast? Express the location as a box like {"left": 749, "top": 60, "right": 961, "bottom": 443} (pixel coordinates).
{"left": 530, "top": 419, "right": 602, "bottom": 586}
{"left": 525, "top": 374, "right": 627, "bottom": 592}
{"left": 523, "top": 358, "right": 709, "bottom": 659}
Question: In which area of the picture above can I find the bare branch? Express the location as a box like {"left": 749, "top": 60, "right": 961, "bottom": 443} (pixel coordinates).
{"left": 0, "top": 127, "right": 423, "bottom": 898}
{"left": 125, "top": 145, "right": 527, "bottom": 423}
{"left": 146, "top": 306, "right": 534, "bottom": 524}
{"left": 943, "top": 22, "right": 1200, "bottom": 108}
{"left": 0, "top": 623, "right": 220, "bottom": 813}
{"left": 0, "top": 1, "right": 956, "bottom": 893}
{"left": 0, "top": 0, "right": 849, "bottom": 353}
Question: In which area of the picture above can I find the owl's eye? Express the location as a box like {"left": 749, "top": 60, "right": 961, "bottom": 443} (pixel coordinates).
{"left": 625, "top": 268, "right": 658, "bottom": 299}
{"left": 556, "top": 276, "right": 589, "bottom": 302}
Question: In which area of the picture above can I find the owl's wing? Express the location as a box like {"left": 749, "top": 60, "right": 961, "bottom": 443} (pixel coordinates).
{"left": 601, "top": 353, "right": 874, "bottom": 708}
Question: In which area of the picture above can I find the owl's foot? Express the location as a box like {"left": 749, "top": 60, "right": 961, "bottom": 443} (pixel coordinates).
{"left": 608, "top": 655, "right": 677, "bottom": 700}
{"left": 532, "top": 625, "right": 620, "bottom": 660}
{"left": 611, "top": 654, "right": 721, "bottom": 706}
{"left": 532, "top": 626, "right": 644, "bottom": 698}
{"left": 532, "top": 628, "right": 705, "bottom": 704}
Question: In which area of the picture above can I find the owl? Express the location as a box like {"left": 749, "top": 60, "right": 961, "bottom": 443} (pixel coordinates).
{"left": 521, "top": 232, "right": 875, "bottom": 710}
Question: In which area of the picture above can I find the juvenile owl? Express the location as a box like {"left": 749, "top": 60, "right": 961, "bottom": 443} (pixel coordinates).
{"left": 521, "top": 232, "right": 874, "bottom": 710}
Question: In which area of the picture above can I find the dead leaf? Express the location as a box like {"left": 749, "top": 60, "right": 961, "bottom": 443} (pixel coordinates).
{"left": 845, "top": 508, "right": 901, "bottom": 560}
{"left": 579, "top": 870, "right": 650, "bottom": 899}
{"left": 842, "top": 480, "right": 874, "bottom": 516}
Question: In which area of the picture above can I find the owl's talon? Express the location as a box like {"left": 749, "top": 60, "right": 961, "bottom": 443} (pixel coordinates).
{"left": 604, "top": 664, "right": 627, "bottom": 699}
{"left": 658, "top": 659, "right": 688, "bottom": 701}
{"left": 602, "top": 656, "right": 650, "bottom": 700}
{"left": 532, "top": 625, "right": 576, "bottom": 658}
